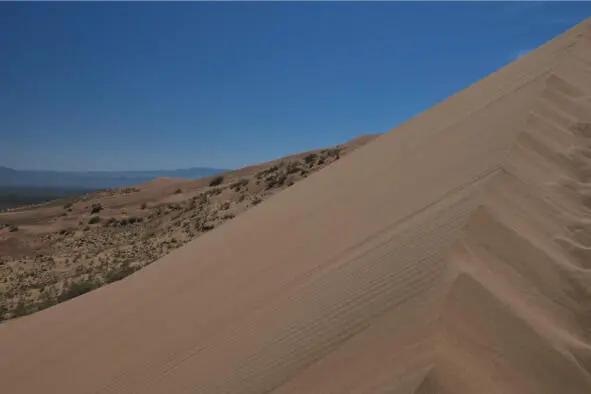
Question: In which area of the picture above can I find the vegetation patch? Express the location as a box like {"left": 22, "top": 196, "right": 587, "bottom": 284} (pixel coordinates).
{"left": 90, "top": 203, "right": 103, "bottom": 214}
{"left": 104, "top": 263, "right": 138, "bottom": 284}
{"left": 304, "top": 153, "right": 318, "bottom": 164}
{"left": 209, "top": 176, "right": 224, "bottom": 187}
{"left": 57, "top": 280, "right": 101, "bottom": 303}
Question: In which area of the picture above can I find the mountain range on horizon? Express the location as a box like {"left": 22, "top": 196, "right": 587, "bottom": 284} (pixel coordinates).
{"left": 0, "top": 165, "right": 229, "bottom": 190}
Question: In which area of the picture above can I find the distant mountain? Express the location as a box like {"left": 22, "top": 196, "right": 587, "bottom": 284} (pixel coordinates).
{"left": 0, "top": 167, "right": 229, "bottom": 189}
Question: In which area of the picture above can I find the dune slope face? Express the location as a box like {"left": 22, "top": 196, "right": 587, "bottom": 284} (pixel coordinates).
{"left": 2, "top": 19, "right": 591, "bottom": 394}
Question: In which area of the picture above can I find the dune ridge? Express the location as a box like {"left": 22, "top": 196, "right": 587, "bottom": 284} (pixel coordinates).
{"left": 1, "top": 18, "right": 591, "bottom": 394}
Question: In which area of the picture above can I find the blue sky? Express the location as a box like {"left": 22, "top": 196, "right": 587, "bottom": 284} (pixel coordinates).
{"left": 1, "top": 2, "right": 589, "bottom": 171}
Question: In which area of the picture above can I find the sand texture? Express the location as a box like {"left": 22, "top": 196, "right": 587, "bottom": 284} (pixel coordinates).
{"left": 2, "top": 19, "right": 591, "bottom": 394}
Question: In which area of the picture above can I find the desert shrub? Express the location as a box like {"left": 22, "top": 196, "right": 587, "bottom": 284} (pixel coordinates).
{"left": 63, "top": 202, "right": 73, "bottom": 209}
{"left": 90, "top": 203, "right": 103, "bottom": 214}
{"left": 105, "top": 217, "right": 118, "bottom": 227}
{"left": 8, "top": 225, "right": 18, "bottom": 232}
{"left": 256, "top": 166, "right": 279, "bottom": 179}
{"left": 88, "top": 216, "right": 100, "bottom": 224}
{"left": 104, "top": 264, "right": 137, "bottom": 284}
{"left": 0, "top": 304, "right": 7, "bottom": 321}
{"left": 12, "top": 299, "right": 31, "bottom": 318}
{"left": 304, "top": 153, "right": 317, "bottom": 164}
{"left": 327, "top": 148, "right": 341, "bottom": 160}
{"left": 209, "top": 176, "right": 224, "bottom": 187}
{"left": 328, "top": 147, "right": 342, "bottom": 157}
{"left": 265, "top": 165, "right": 279, "bottom": 175}
{"left": 57, "top": 280, "right": 100, "bottom": 302}
{"left": 276, "top": 175, "right": 287, "bottom": 186}
{"left": 286, "top": 162, "right": 300, "bottom": 174}
{"left": 140, "top": 202, "right": 147, "bottom": 210}
{"left": 231, "top": 178, "right": 249, "bottom": 191}
{"left": 266, "top": 174, "right": 287, "bottom": 189}
{"left": 174, "top": 188, "right": 182, "bottom": 194}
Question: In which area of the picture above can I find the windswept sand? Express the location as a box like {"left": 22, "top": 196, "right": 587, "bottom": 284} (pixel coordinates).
{"left": 2, "top": 19, "right": 591, "bottom": 394}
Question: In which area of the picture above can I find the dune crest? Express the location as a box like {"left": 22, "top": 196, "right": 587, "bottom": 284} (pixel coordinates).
{"left": 2, "top": 18, "right": 591, "bottom": 394}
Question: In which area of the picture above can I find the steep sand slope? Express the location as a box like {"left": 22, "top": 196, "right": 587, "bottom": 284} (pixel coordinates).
{"left": 1, "top": 19, "right": 591, "bottom": 394}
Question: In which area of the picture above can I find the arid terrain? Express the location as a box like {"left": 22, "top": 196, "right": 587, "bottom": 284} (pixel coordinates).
{"left": 0, "top": 135, "right": 376, "bottom": 321}
{"left": 2, "top": 18, "right": 591, "bottom": 394}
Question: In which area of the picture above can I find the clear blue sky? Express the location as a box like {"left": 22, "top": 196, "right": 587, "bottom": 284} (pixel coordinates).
{"left": 1, "top": 2, "right": 589, "bottom": 171}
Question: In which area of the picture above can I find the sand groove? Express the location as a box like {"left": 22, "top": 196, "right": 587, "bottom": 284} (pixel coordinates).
{"left": 417, "top": 43, "right": 591, "bottom": 393}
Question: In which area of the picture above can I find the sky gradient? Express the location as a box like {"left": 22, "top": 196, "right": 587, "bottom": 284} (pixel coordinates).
{"left": 1, "top": 1, "right": 590, "bottom": 171}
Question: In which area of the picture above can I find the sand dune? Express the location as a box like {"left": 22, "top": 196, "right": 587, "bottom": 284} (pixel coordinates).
{"left": 2, "top": 19, "right": 591, "bottom": 394}
{"left": 0, "top": 136, "right": 373, "bottom": 321}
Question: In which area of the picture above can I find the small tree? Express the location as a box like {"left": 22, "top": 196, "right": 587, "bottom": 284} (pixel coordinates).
{"left": 88, "top": 216, "right": 100, "bottom": 224}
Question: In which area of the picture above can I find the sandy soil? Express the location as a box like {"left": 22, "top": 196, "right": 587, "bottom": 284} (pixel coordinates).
{"left": 1, "top": 19, "right": 591, "bottom": 394}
